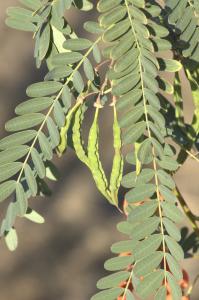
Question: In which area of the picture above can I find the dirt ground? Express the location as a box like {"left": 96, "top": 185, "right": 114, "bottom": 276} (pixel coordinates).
{"left": 0, "top": 2, "right": 198, "bottom": 300}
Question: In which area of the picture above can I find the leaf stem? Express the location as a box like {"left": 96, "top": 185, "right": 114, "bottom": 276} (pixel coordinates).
{"left": 125, "top": 0, "right": 167, "bottom": 287}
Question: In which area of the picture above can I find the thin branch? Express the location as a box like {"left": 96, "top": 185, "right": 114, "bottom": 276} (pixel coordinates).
{"left": 187, "top": 273, "right": 199, "bottom": 296}
{"left": 186, "top": 149, "right": 199, "bottom": 163}
{"left": 175, "top": 187, "right": 199, "bottom": 238}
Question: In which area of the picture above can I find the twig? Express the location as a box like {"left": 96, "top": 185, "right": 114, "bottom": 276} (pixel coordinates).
{"left": 187, "top": 274, "right": 199, "bottom": 296}
{"left": 186, "top": 149, "right": 199, "bottom": 163}
{"left": 175, "top": 187, "right": 199, "bottom": 238}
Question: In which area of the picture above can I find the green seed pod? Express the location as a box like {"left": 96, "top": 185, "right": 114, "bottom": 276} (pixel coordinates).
{"left": 135, "top": 142, "right": 141, "bottom": 176}
{"left": 57, "top": 101, "right": 81, "bottom": 156}
{"left": 88, "top": 107, "right": 112, "bottom": 203}
{"left": 72, "top": 104, "right": 90, "bottom": 167}
{"left": 109, "top": 105, "right": 124, "bottom": 206}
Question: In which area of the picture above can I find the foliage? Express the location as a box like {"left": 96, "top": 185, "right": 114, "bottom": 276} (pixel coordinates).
{"left": 1, "top": 0, "right": 199, "bottom": 299}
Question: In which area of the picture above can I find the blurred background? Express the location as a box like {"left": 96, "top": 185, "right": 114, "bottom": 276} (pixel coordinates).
{"left": 0, "top": 1, "right": 198, "bottom": 299}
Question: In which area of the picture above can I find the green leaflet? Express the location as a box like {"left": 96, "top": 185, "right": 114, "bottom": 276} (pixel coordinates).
{"left": 0, "top": 181, "right": 16, "bottom": 203}
{"left": 39, "top": 23, "right": 51, "bottom": 60}
{"left": 111, "top": 240, "right": 135, "bottom": 254}
{"left": 129, "top": 217, "right": 160, "bottom": 241}
{"left": 114, "top": 48, "right": 139, "bottom": 73}
{"left": 97, "top": 0, "right": 122, "bottom": 13}
{"left": 0, "top": 162, "right": 22, "bottom": 183}
{"left": 119, "top": 105, "right": 144, "bottom": 128}
{"left": 74, "top": 0, "right": 93, "bottom": 11}
{"left": 99, "top": 6, "right": 127, "bottom": 27}
{"left": 31, "top": 148, "right": 46, "bottom": 179}
{"left": 45, "top": 161, "right": 60, "bottom": 182}
{"left": 134, "top": 251, "right": 164, "bottom": 277}
{"left": 24, "top": 164, "right": 37, "bottom": 197}
{"left": 123, "top": 121, "right": 146, "bottom": 145}
{"left": 133, "top": 234, "right": 162, "bottom": 260}
{"left": 161, "top": 201, "right": 184, "bottom": 223}
{"left": 137, "top": 138, "right": 153, "bottom": 163}
{"left": 0, "top": 145, "right": 29, "bottom": 165}
{"left": 136, "top": 270, "right": 164, "bottom": 299}
{"left": 97, "top": 271, "right": 130, "bottom": 289}
{"left": 46, "top": 117, "right": 60, "bottom": 148}
{"left": 15, "top": 97, "right": 53, "bottom": 115}
{"left": 53, "top": 101, "right": 65, "bottom": 128}
{"left": 16, "top": 182, "right": 28, "bottom": 217}
{"left": 24, "top": 208, "right": 45, "bottom": 224}
{"left": 83, "top": 58, "right": 95, "bottom": 81}
{"left": 112, "top": 73, "right": 140, "bottom": 96}
{"left": 5, "top": 113, "right": 45, "bottom": 132}
{"left": 104, "top": 255, "right": 134, "bottom": 271}
{"left": 125, "top": 290, "right": 135, "bottom": 300}
{"left": 19, "top": 0, "right": 42, "bottom": 11}
{"left": 117, "top": 221, "right": 135, "bottom": 236}
{"left": 144, "top": 88, "right": 160, "bottom": 110}
{"left": 103, "top": 19, "right": 130, "bottom": 43}
{"left": 157, "top": 170, "right": 175, "bottom": 189}
{"left": 125, "top": 183, "right": 156, "bottom": 203}
{"left": 116, "top": 89, "right": 142, "bottom": 111}
{"left": 0, "top": 130, "right": 36, "bottom": 150}
{"left": 165, "top": 235, "right": 184, "bottom": 261}
{"left": 38, "top": 132, "right": 53, "bottom": 160}
{"left": 6, "top": 18, "right": 36, "bottom": 32}
{"left": 91, "top": 288, "right": 124, "bottom": 300}
{"left": 166, "top": 272, "right": 182, "bottom": 300}
{"left": 73, "top": 71, "right": 85, "bottom": 93}
{"left": 158, "top": 156, "right": 179, "bottom": 171}
{"left": 5, "top": 228, "right": 18, "bottom": 251}
{"left": 166, "top": 253, "right": 183, "bottom": 281}
{"left": 158, "top": 58, "right": 182, "bottom": 72}
{"left": 163, "top": 217, "right": 181, "bottom": 241}
{"left": 159, "top": 185, "right": 178, "bottom": 202}
{"left": 121, "top": 168, "right": 154, "bottom": 189}
{"left": 3, "top": 202, "right": 18, "bottom": 233}
{"left": 7, "top": 6, "right": 41, "bottom": 22}
{"left": 45, "top": 66, "right": 73, "bottom": 81}
{"left": 26, "top": 81, "right": 62, "bottom": 97}
{"left": 63, "top": 38, "right": 92, "bottom": 50}
{"left": 52, "top": 52, "right": 83, "bottom": 66}
{"left": 61, "top": 85, "right": 72, "bottom": 110}
{"left": 84, "top": 21, "right": 104, "bottom": 34}
{"left": 128, "top": 202, "right": 158, "bottom": 223}
{"left": 155, "top": 286, "right": 167, "bottom": 300}
{"left": 93, "top": 44, "right": 102, "bottom": 63}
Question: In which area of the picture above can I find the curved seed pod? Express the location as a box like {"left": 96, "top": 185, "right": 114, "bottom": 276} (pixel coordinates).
{"left": 72, "top": 103, "right": 90, "bottom": 167}
{"left": 109, "top": 105, "right": 124, "bottom": 206}
{"left": 57, "top": 101, "right": 81, "bottom": 156}
{"left": 88, "top": 107, "right": 112, "bottom": 203}
{"left": 135, "top": 142, "right": 141, "bottom": 176}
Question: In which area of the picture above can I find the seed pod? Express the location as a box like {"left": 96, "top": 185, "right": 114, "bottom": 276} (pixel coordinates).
{"left": 109, "top": 105, "right": 124, "bottom": 206}
{"left": 72, "top": 104, "right": 90, "bottom": 167}
{"left": 87, "top": 107, "right": 112, "bottom": 203}
{"left": 135, "top": 142, "right": 141, "bottom": 176}
{"left": 57, "top": 101, "right": 81, "bottom": 156}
